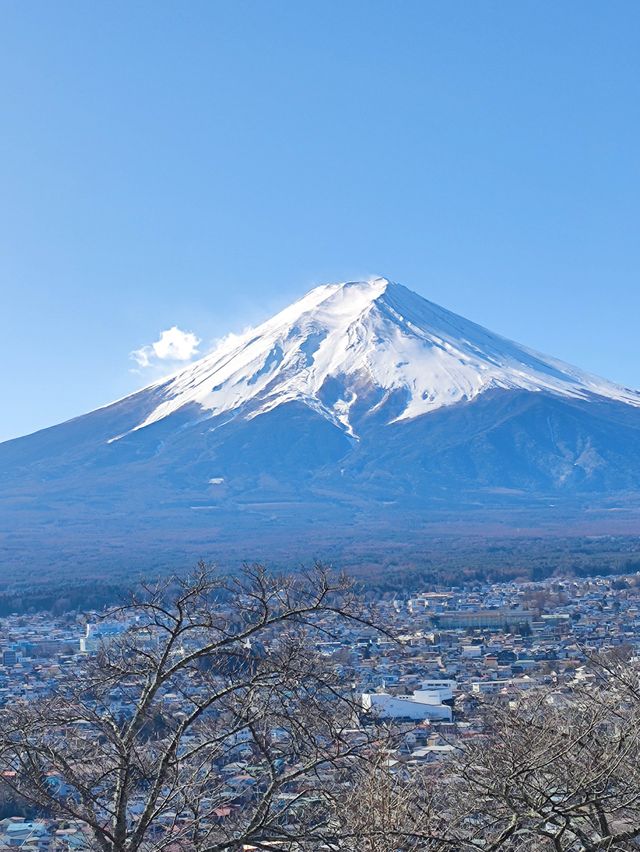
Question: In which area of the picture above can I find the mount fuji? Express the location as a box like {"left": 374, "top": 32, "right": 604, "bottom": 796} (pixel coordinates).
{"left": 3, "top": 277, "right": 640, "bottom": 576}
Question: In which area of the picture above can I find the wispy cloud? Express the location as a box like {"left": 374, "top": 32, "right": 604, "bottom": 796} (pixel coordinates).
{"left": 131, "top": 326, "right": 201, "bottom": 369}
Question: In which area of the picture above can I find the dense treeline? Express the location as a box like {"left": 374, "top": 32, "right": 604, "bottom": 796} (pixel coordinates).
{"left": 0, "top": 580, "right": 133, "bottom": 616}
{"left": 354, "top": 535, "right": 640, "bottom": 594}
{"left": 0, "top": 535, "right": 639, "bottom": 615}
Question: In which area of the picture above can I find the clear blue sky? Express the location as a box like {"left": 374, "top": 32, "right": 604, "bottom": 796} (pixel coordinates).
{"left": 1, "top": 1, "right": 639, "bottom": 441}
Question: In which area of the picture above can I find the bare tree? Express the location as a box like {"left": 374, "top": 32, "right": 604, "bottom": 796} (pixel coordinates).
{"left": 332, "top": 756, "right": 451, "bottom": 852}
{"left": 443, "top": 658, "right": 640, "bottom": 851}
{"left": 0, "top": 563, "right": 391, "bottom": 852}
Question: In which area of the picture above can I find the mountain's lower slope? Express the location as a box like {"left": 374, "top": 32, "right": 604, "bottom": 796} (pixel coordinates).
{"left": 2, "top": 278, "right": 640, "bottom": 576}
{"left": 2, "top": 386, "right": 640, "bottom": 576}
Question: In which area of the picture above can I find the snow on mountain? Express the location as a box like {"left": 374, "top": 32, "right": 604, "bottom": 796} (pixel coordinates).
{"left": 121, "top": 277, "right": 640, "bottom": 441}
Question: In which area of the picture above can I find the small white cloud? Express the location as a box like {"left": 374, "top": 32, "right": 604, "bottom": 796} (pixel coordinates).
{"left": 131, "top": 326, "right": 201, "bottom": 369}
{"left": 131, "top": 347, "right": 152, "bottom": 369}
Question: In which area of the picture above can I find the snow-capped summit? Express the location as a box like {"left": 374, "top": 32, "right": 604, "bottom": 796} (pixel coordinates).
{"left": 125, "top": 277, "right": 640, "bottom": 440}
